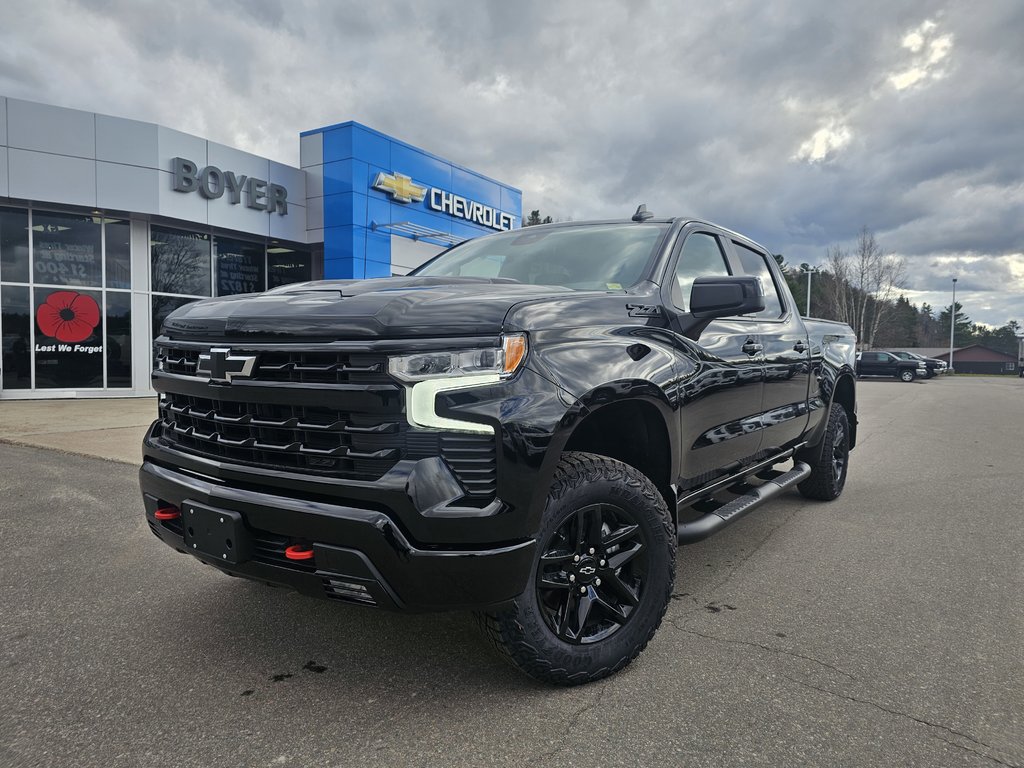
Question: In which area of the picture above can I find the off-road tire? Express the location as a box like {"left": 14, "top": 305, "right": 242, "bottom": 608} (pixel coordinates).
{"left": 797, "top": 403, "right": 850, "bottom": 500}
{"left": 475, "top": 452, "right": 676, "bottom": 686}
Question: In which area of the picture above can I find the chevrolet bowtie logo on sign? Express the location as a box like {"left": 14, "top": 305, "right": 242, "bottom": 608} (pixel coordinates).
{"left": 372, "top": 171, "right": 428, "bottom": 204}
{"left": 196, "top": 348, "right": 257, "bottom": 383}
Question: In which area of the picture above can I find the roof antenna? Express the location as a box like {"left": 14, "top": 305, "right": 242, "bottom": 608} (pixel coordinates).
{"left": 632, "top": 204, "right": 654, "bottom": 222}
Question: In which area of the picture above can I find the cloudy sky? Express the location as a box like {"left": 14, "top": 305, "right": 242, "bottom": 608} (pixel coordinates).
{"left": 1, "top": 0, "right": 1021, "bottom": 326}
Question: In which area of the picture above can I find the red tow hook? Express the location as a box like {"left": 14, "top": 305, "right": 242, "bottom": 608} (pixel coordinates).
{"left": 285, "top": 544, "right": 315, "bottom": 561}
{"left": 154, "top": 506, "right": 180, "bottom": 521}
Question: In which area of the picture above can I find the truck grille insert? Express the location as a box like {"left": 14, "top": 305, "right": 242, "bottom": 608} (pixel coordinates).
{"left": 156, "top": 344, "right": 392, "bottom": 385}
{"left": 441, "top": 435, "right": 497, "bottom": 498}
{"left": 157, "top": 392, "right": 405, "bottom": 478}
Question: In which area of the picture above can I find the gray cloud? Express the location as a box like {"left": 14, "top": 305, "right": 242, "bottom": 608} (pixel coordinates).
{"left": 0, "top": 0, "right": 1021, "bottom": 326}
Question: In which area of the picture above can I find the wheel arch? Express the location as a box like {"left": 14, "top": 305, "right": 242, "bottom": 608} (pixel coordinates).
{"left": 558, "top": 392, "right": 678, "bottom": 513}
{"left": 832, "top": 372, "right": 857, "bottom": 449}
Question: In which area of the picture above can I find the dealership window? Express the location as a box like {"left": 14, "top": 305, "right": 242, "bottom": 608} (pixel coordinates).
{"left": 32, "top": 211, "right": 103, "bottom": 288}
{"left": 0, "top": 205, "right": 135, "bottom": 392}
{"left": 1, "top": 207, "right": 30, "bottom": 283}
{"left": 151, "top": 226, "right": 212, "bottom": 296}
{"left": 216, "top": 236, "right": 266, "bottom": 295}
{"left": 34, "top": 287, "right": 104, "bottom": 388}
{"left": 150, "top": 228, "right": 316, "bottom": 341}
{"left": 268, "top": 246, "right": 312, "bottom": 288}
{"left": 106, "top": 291, "right": 132, "bottom": 388}
{"left": 1, "top": 285, "right": 31, "bottom": 389}
{"left": 105, "top": 218, "right": 132, "bottom": 289}
{"left": 4, "top": 205, "right": 319, "bottom": 394}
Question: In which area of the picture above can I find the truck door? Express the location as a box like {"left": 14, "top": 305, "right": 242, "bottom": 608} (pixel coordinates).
{"left": 726, "top": 240, "right": 812, "bottom": 453}
{"left": 860, "top": 352, "right": 884, "bottom": 375}
{"left": 663, "top": 229, "right": 765, "bottom": 488}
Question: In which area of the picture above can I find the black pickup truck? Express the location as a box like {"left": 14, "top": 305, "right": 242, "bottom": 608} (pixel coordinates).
{"left": 141, "top": 212, "right": 858, "bottom": 685}
{"left": 856, "top": 351, "right": 927, "bottom": 381}
{"left": 888, "top": 350, "right": 947, "bottom": 378}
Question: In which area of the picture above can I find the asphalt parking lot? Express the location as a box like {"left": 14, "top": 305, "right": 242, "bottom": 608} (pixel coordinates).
{"left": 1, "top": 376, "right": 1021, "bottom": 768}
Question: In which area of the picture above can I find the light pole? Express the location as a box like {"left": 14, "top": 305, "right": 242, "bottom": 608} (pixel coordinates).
{"left": 800, "top": 266, "right": 819, "bottom": 317}
{"left": 948, "top": 277, "right": 957, "bottom": 373}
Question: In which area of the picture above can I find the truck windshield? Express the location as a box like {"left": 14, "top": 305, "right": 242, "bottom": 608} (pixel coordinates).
{"left": 412, "top": 223, "right": 670, "bottom": 291}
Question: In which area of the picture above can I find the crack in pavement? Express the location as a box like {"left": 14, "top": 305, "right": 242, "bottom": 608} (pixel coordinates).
{"left": 537, "top": 682, "right": 608, "bottom": 764}
{"left": 781, "top": 674, "right": 1021, "bottom": 768}
{"left": 672, "top": 625, "right": 856, "bottom": 680}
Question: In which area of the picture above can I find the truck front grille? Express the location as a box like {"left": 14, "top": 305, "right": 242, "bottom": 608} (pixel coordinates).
{"left": 152, "top": 341, "right": 498, "bottom": 497}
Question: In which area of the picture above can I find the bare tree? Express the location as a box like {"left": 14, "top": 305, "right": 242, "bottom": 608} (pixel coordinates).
{"left": 823, "top": 245, "right": 855, "bottom": 328}
{"left": 865, "top": 252, "right": 907, "bottom": 349}
{"left": 821, "top": 228, "right": 906, "bottom": 349}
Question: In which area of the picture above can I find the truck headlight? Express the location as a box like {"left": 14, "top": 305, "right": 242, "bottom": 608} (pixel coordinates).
{"left": 388, "top": 334, "right": 528, "bottom": 434}
{"left": 388, "top": 334, "right": 528, "bottom": 383}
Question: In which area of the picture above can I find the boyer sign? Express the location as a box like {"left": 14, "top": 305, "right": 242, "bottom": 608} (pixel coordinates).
{"left": 171, "top": 157, "right": 289, "bottom": 215}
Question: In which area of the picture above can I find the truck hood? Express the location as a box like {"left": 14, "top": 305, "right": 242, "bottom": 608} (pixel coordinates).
{"left": 161, "top": 277, "right": 576, "bottom": 340}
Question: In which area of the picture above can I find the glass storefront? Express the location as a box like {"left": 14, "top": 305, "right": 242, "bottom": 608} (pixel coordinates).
{"left": 0, "top": 206, "right": 131, "bottom": 392}
{"left": 0, "top": 203, "right": 316, "bottom": 397}
{"left": 268, "top": 247, "right": 314, "bottom": 288}
{"left": 1, "top": 285, "right": 31, "bottom": 389}
{"left": 148, "top": 224, "right": 312, "bottom": 346}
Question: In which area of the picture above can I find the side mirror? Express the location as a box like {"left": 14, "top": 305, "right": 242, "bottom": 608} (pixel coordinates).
{"left": 682, "top": 276, "right": 765, "bottom": 340}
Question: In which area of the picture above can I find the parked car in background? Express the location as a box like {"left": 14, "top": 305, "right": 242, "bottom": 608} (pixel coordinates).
{"left": 856, "top": 351, "right": 927, "bottom": 382}
{"left": 888, "top": 351, "right": 947, "bottom": 378}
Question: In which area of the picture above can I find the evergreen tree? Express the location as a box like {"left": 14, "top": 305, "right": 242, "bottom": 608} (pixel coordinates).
{"left": 874, "top": 295, "right": 918, "bottom": 347}
{"left": 524, "top": 210, "right": 553, "bottom": 227}
{"left": 915, "top": 303, "right": 941, "bottom": 346}
{"left": 937, "top": 302, "right": 974, "bottom": 347}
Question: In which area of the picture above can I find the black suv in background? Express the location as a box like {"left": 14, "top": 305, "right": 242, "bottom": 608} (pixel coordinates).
{"left": 888, "top": 350, "right": 947, "bottom": 378}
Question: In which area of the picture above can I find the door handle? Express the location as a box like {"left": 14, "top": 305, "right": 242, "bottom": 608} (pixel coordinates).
{"left": 742, "top": 340, "right": 763, "bottom": 355}
{"left": 793, "top": 341, "right": 808, "bottom": 353}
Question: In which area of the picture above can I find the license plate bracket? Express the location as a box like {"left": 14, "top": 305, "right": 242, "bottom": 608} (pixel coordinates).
{"left": 182, "top": 501, "right": 251, "bottom": 565}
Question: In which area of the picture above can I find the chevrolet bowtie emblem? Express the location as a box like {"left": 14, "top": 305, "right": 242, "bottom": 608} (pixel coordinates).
{"left": 196, "top": 348, "right": 257, "bottom": 383}
{"left": 373, "top": 171, "right": 428, "bottom": 204}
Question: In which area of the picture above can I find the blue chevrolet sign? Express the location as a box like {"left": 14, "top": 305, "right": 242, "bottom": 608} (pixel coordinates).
{"left": 299, "top": 122, "right": 522, "bottom": 279}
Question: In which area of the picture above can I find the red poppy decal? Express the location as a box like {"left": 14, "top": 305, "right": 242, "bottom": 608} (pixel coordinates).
{"left": 36, "top": 291, "right": 101, "bottom": 343}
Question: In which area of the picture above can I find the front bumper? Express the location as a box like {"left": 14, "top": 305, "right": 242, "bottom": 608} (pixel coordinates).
{"left": 140, "top": 457, "right": 536, "bottom": 612}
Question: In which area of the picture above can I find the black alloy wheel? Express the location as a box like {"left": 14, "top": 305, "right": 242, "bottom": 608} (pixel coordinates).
{"left": 797, "top": 402, "right": 850, "bottom": 501}
{"left": 535, "top": 503, "right": 647, "bottom": 644}
{"left": 476, "top": 452, "right": 675, "bottom": 685}
{"left": 831, "top": 418, "right": 847, "bottom": 485}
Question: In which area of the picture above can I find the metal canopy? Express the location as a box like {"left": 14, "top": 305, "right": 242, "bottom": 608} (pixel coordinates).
{"left": 370, "top": 220, "right": 469, "bottom": 247}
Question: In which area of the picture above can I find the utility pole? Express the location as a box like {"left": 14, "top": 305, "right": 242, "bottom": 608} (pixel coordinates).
{"left": 948, "top": 278, "right": 957, "bottom": 373}
{"left": 801, "top": 266, "right": 818, "bottom": 317}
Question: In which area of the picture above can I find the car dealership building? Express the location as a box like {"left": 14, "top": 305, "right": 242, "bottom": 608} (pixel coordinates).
{"left": 0, "top": 96, "right": 522, "bottom": 399}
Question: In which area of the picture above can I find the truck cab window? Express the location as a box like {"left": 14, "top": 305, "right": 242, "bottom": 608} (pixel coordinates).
{"left": 673, "top": 232, "right": 730, "bottom": 310}
{"left": 732, "top": 242, "right": 784, "bottom": 318}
